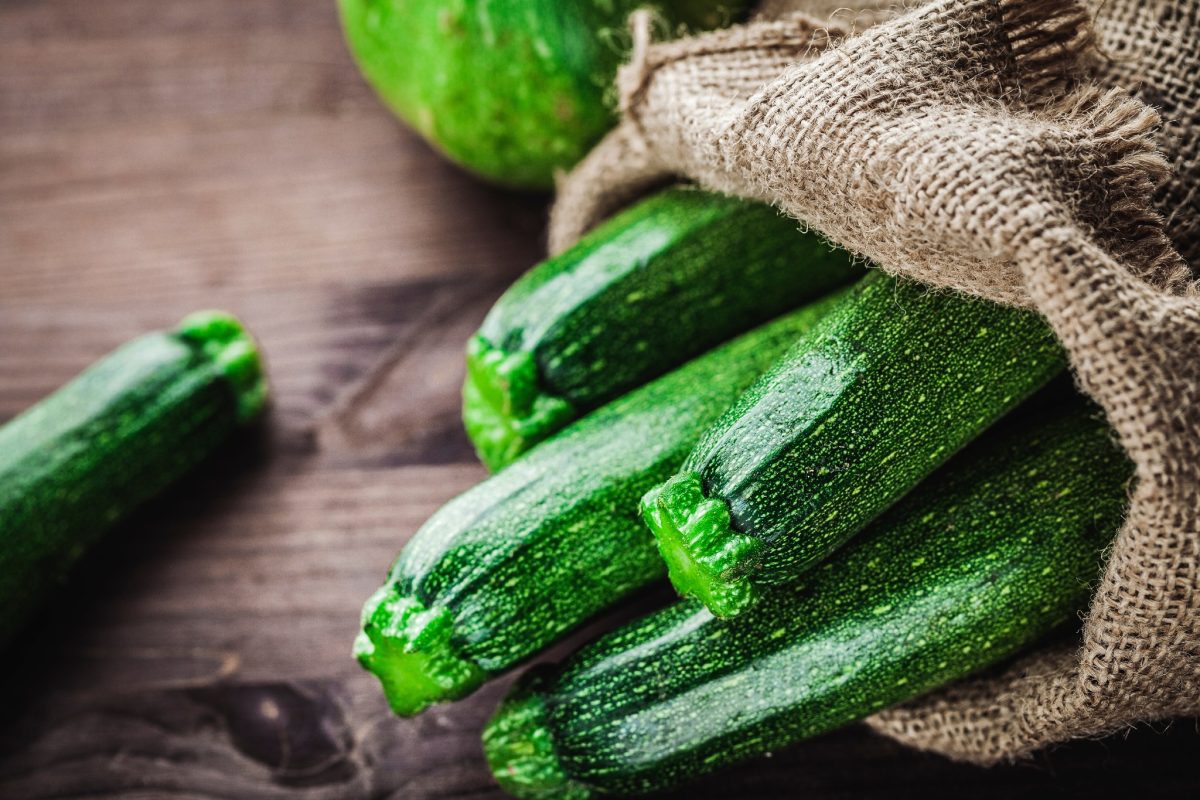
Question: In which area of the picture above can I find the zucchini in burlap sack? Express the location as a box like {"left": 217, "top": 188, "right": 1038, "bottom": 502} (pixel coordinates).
{"left": 546, "top": 0, "right": 1200, "bottom": 764}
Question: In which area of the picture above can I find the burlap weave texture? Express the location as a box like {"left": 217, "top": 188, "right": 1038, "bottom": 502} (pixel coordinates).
{"left": 551, "top": 0, "right": 1200, "bottom": 763}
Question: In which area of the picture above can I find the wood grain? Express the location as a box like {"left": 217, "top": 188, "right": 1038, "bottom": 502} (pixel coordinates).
{"left": 0, "top": 0, "right": 1196, "bottom": 797}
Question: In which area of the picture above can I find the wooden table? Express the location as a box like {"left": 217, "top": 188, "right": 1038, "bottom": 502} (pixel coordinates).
{"left": 1, "top": 1, "right": 1195, "bottom": 797}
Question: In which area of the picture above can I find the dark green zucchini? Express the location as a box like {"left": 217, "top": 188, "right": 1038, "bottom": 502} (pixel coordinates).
{"left": 338, "top": 0, "right": 751, "bottom": 188}
{"left": 642, "top": 270, "right": 1066, "bottom": 616}
{"left": 355, "top": 291, "right": 850, "bottom": 715}
{"left": 464, "top": 187, "right": 861, "bottom": 470}
{"left": 0, "top": 312, "right": 267, "bottom": 647}
{"left": 484, "top": 400, "right": 1131, "bottom": 798}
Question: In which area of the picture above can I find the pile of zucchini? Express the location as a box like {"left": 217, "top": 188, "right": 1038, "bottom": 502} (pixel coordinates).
{"left": 339, "top": 2, "right": 1131, "bottom": 796}
{"left": 356, "top": 187, "right": 1130, "bottom": 798}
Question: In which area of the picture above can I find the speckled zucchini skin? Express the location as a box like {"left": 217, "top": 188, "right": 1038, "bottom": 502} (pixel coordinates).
{"left": 464, "top": 187, "right": 861, "bottom": 470}
{"left": 485, "top": 402, "right": 1131, "bottom": 798}
{"left": 0, "top": 313, "right": 267, "bottom": 647}
{"left": 643, "top": 270, "right": 1066, "bottom": 615}
{"left": 338, "top": 0, "right": 749, "bottom": 188}
{"left": 356, "top": 293, "right": 848, "bottom": 715}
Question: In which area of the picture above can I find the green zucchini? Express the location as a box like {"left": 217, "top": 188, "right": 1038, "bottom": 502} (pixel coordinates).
{"left": 338, "top": 1, "right": 750, "bottom": 188}
{"left": 0, "top": 312, "right": 267, "bottom": 647}
{"left": 464, "top": 187, "right": 861, "bottom": 470}
{"left": 642, "top": 270, "right": 1066, "bottom": 616}
{"left": 484, "top": 400, "right": 1131, "bottom": 798}
{"left": 355, "top": 291, "right": 849, "bottom": 716}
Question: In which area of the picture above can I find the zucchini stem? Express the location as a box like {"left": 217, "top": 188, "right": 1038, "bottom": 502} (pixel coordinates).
{"left": 462, "top": 334, "right": 575, "bottom": 471}
{"left": 355, "top": 586, "right": 487, "bottom": 716}
{"left": 175, "top": 310, "right": 268, "bottom": 424}
{"left": 483, "top": 678, "right": 593, "bottom": 800}
{"left": 640, "top": 472, "right": 762, "bottom": 618}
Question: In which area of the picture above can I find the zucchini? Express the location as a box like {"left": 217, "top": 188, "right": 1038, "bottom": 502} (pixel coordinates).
{"left": 642, "top": 271, "right": 1066, "bottom": 616}
{"left": 484, "top": 400, "right": 1131, "bottom": 798}
{"left": 355, "top": 291, "right": 849, "bottom": 715}
{"left": 464, "top": 187, "right": 861, "bottom": 470}
{"left": 337, "top": 1, "right": 751, "bottom": 188}
{"left": 0, "top": 312, "right": 267, "bottom": 647}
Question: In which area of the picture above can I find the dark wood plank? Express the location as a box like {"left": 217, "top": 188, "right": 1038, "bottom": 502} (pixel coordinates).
{"left": 0, "top": 0, "right": 1196, "bottom": 797}
{"left": 3, "top": 673, "right": 1198, "bottom": 800}
{"left": 0, "top": 0, "right": 546, "bottom": 306}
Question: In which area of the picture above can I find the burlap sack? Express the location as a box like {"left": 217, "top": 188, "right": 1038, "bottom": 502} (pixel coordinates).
{"left": 549, "top": 0, "right": 1200, "bottom": 764}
